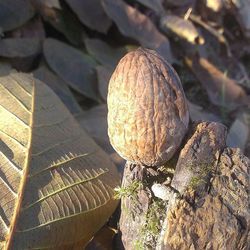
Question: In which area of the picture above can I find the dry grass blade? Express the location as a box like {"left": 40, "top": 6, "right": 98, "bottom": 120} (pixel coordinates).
{"left": 0, "top": 73, "right": 120, "bottom": 249}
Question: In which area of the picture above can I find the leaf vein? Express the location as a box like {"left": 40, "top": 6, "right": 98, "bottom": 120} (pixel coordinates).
{"left": 22, "top": 169, "right": 109, "bottom": 210}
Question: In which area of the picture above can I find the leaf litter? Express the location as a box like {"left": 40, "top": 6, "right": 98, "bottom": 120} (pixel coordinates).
{"left": 0, "top": 0, "right": 249, "bottom": 248}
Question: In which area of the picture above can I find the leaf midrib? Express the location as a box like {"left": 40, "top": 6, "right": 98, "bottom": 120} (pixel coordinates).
{"left": 4, "top": 78, "right": 35, "bottom": 250}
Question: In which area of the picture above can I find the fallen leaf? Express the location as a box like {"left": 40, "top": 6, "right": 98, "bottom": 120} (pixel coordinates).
{"left": 31, "top": 0, "right": 61, "bottom": 10}
{"left": 0, "top": 0, "right": 34, "bottom": 32}
{"left": 188, "top": 101, "right": 221, "bottom": 122}
{"left": 76, "top": 105, "right": 113, "bottom": 153}
{"left": 227, "top": 115, "right": 249, "bottom": 151}
{"left": 85, "top": 38, "right": 127, "bottom": 67}
{"left": 109, "top": 152, "right": 125, "bottom": 172}
{"left": 86, "top": 226, "right": 117, "bottom": 250}
{"left": 10, "top": 17, "right": 46, "bottom": 40}
{"left": 42, "top": 3, "right": 86, "bottom": 46}
{"left": 65, "top": 0, "right": 111, "bottom": 33}
{"left": 160, "top": 15, "right": 204, "bottom": 45}
{"left": 76, "top": 105, "right": 125, "bottom": 170}
{"left": 0, "top": 38, "right": 42, "bottom": 58}
{"left": 43, "top": 38, "right": 99, "bottom": 101}
{"left": 165, "top": 0, "right": 193, "bottom": 7}
{"left": 185, "top": 56, "right": 247, "bottom": 109}
{"left": 0, "top": 62, "right": 12, "bottom": 76}
{"left": 136, "top": 0, "right": 165, "bottom": 13}
{"left": 96, "top": 65, "right": 113, "bottom": 101}
{"left": 102, "top": 0, "right": 174, "bottom": 63}
{"left": 206, "top": 0, "right": 224, "bottom": 12}
{"left": 0, "top": 72, "right": 120, "bottom": 249}
{"left": 33, "top": 66, "right": 82, "bottom": 114}
{"left": 228, "top": 0, "right": 250, "bottom": 38}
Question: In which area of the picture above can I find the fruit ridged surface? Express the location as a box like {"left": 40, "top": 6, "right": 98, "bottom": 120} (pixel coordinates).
{"left": 108, "top": 48, "right": 189, "bottom": 166}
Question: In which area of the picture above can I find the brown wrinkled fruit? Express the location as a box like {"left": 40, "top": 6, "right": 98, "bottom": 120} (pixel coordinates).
{"left": 107, "top": 48, "right": 189, "bottom": 166}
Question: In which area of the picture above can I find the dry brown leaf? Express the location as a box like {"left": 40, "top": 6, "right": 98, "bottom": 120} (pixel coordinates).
{"left": 50, "top": 9, "right": 85, "bottom": 46}
{"left": 186, "top": 56, "right": 247, "bottom": 109}
{"left": 160, "top": 14, "right": 204, "bottom": 45}
{"left": 76, "top": 105, "right": 113, "bottom": 153}
{"left": 206, "top": 0, "right": 224, "bottom": 12}
{"left": 0, "top": 0, "right": 34, "bottom": 32}
{"left": 0, "top": 72, "right": 120, "bottom": 249}
{"left": 76, "top": 105, "right": 125, "bottom": 170}
{"left": 227, "top": 114, "right": 249, "bottom": 152}
{"left": 85, "top": 38, "right": 127, "bottom": 67}
{"left": 0, "top": 38, "right": 42, "bottom": 58}
{"left": 43, "top": 38, "right": 99, "bottom": 101}
{"left": 10, "top": 17, "right": 45, "bottom": 40}
{"left": 41, "top": 0, "right": 61, "bottom": 9}
{"left": 188, "top": 101, "right": 221, "bottom": 122}
{"left": 0, "top": 62, "right": 12, "bottom": 76}
{"left": 31, "top": 0, "right": 61, "bottom": 10}
{"left": 165, "top": 0, "right": 193, "bottom": 7}
{"left": 228, "top": 0, "right": 250, "bottom": 38}
{"left": 33, "top": 66, "right": 82, "bottom": 115}
{"left": 136, "top": 0, "right": 165, "bottom": 13}
{"left": 65, "top": 0, "right": 111, "bottom": 33}
{"left": 102, "top": 0, "right": 174, "bottom": 63}
{"left": 96, "top": 65, "right": 113, "bottom": 101}
{"left": 0, "top": 38, "right": 42, "bottom": 72}
{"left": 86, "top": 226, "right": 117, "bottom": 250}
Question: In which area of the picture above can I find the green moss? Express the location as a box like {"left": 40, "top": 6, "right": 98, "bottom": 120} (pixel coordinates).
{"left": 133, "top": 199, "right": 167, "bottom": 250}
{"left": 114, "top": 181, "right": 167, "bottom": 249}
{"left": 133, "top": 239, "right": 144, "bottom": 250}
{"left": 188, "top": 162, "right": 212, "bottom": 189}
{"left": 114, "top": 180, "right": 142, "bottom": 200}
{"left": 189, "top": 176, "right": 204, "bottom": 189}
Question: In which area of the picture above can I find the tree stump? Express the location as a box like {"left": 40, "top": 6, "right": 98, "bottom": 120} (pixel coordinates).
{"left": 118, "top": 122, "right": 250, "bottom": 250}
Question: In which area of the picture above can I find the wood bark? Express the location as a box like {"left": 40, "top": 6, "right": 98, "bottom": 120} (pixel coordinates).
{"left": 118, "top": 122, "right": 250, "bottom": 250}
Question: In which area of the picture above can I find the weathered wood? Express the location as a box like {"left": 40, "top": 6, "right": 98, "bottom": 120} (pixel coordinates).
{"left": 118, "top": 122, "right": 250, "bottom": 250}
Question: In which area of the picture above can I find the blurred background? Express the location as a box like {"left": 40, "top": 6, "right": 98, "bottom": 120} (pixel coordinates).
{"left": 0, "top": 0, "right": 249, "bottom": 167}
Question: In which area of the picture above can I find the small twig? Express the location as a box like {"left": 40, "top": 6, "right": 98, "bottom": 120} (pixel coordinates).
{"left": 184, "top": 7, "right": 193, "bottom": 20}
{"left": 189, "top": 14, "right": 232, "bottom": 57}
